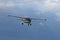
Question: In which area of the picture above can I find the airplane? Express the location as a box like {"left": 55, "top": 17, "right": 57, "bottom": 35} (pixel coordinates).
{"left": 8, "top": 15, "right": 47, "bottom": 26}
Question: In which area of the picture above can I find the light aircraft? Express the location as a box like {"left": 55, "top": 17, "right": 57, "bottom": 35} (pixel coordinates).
{"left": 8, "top": 15, "right": 47, "bottom": 26}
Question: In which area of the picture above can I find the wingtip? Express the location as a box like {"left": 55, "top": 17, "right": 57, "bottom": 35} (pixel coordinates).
{"left": 8, "top": 15, "right": 12, "bottom": 16}
{"left": 8, "top": 15, "right": 10, "bottom": 16}
{"left": 45, "top": 19, "right": 47, "bottom": 21}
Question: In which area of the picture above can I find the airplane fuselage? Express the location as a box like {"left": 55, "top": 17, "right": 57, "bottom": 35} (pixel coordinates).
{"left": 22, "top": 18, "right": 31, "bottom": 24}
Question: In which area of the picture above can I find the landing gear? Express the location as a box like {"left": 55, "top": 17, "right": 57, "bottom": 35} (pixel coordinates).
{"left": 28, "top": 23, "right": 32, "bottom": 26}
{"left": 22, "top": 23, "right": 24, "bottom": 25}
{"left": 28, "top": 24, "right": 29, "bottom": 26}
{"left": 21, "top": 23, "right": 32, "bottom": 26}
{"left": 30, "top": 24, "right": 32, "bottom": 26}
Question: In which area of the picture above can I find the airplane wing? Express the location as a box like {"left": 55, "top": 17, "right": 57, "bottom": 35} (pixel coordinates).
{"left": 30, "top": 18, "right": 47, "bottom": 21}
{"left": 8, "top": 15, "right": 25, "bottom": 18}
{"left": 8, "top": 15, "right": 47, "bottom": 21}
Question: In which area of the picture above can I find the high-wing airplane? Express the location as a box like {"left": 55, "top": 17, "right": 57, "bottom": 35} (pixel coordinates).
{"left": 8, "top": 15, "right": 47, "bottom": 26}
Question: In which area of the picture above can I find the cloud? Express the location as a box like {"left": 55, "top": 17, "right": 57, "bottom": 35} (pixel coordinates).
{"left": 44, "top": 0, "right": 57, "bottom": 9}
{"left": 0, "top": 0, "right": 60, "bottom": 9}
{"left": 0, "top": 1, "right": 15, "bottom": 8}
{"left": 0, "top": 0, "right": 60, "bottom": 15}
{"left": 55, "top": 12, "right": 60, "bottom": 21}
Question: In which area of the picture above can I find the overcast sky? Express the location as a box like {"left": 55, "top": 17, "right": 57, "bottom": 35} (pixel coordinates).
{"left": 0, "top": 0, "right": 60, "bottom": 40}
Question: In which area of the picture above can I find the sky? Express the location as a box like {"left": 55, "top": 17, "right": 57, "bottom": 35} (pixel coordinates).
{"left": 0, "top": 0, "right": 60, "bottom": 40}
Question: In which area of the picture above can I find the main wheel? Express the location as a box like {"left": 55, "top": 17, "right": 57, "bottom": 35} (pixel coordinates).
{"left": 22, "top": 23, "right": 24, "bottom": 25}
{"left": 30, "top": 24, "right": 32, "bottom": 26}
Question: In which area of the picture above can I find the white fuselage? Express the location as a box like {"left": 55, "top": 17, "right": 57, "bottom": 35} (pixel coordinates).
{"left": 22, "top": 18, "right": 31, "bottom": 23}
